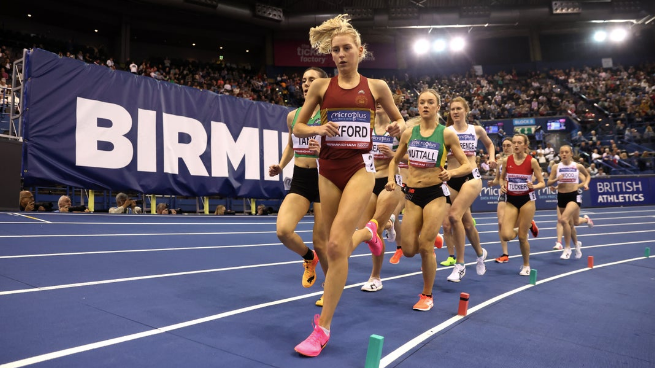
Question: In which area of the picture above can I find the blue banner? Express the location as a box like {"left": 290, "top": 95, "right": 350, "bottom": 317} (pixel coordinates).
{"left": 588, "top": 177, "right": 655, "bottom": 207}
{"left": 512, "top": 118, "right": 536, "bottom": 126}
{"left": 22, "top": 49, "right": 293, "bottom": 198}
{"left": 473, "top": 177, "right": 655, "bottom": 212}
{"left": 474, "top": 182, "right": 560, "bottom": 212}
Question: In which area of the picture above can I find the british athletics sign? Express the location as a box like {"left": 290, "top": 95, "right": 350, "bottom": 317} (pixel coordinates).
{"left": 21, "top": 49, "right": 295, "bottom": 198}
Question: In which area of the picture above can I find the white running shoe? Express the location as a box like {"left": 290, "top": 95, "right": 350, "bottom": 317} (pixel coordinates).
{"left": 584, "top": 215, "right": 594, "bottom": 228}
{"left": 476, "top": 248, "right": 488, "bottom": 275}
{"left": 361, "top": 277, "right": 383, "bottom": 292}
{"left": 553, "top": 242, "right": 563, "bottom": 250}
{"left": 387, "top": 214, "right": 397, "bottom": 243}
{"left": 519, "top": 265, "right": 531, "bottom": 276}
{"left": 447, "top": 264, "right": 466, "bottom": 282}
{"left": 560, "top": 248, "right": 572, "bottom": 260}
{"left": 574, "top": 241, "right": 582, "bottom": 259}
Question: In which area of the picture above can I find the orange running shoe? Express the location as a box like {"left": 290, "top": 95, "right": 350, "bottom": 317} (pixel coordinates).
{"left": 495, "top": 254, "right": 509, "bottom": 263}
{"left": 389, "top": 248, "right": 403, "bottom": 264}
{"left": 530, "top": 220, "right": 539, "bottom": 238}
{"left": 302, "top": 250, "right": 319, "bottom": 288}
{"left": 413, "top": 294, "right": 434, "bottom": 311}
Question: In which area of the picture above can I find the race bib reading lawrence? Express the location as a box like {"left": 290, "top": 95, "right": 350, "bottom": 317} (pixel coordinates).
{"left": 324, "top": 110, "right": 372, "bottom": 149}
{"left": 408, "top": 139, "right": 440, "bottom": 168}
{"left": 371, "top": 135, "right": 394, "bottom": 159}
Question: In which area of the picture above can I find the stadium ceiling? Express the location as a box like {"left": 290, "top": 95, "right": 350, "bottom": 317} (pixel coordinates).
{"left": 137, "top": 0, "right": 655, "bottom": 35}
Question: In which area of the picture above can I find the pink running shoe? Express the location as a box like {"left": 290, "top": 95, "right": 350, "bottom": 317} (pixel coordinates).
{"left": 365, "top": 220, "right": 383, "bottom": 256}
{"left": 295, "top": 314, "right": 330, "bottom": 357}
{"left": 584, "top": 215, "right": 594, "bottom": 228}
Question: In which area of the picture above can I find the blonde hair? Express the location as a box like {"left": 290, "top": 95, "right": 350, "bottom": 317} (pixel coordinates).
{"left": 447, "top": 97, "right": 470, "bottom": 127}
{"left": 309, "top": 14, "right": 368, "bottom": 61}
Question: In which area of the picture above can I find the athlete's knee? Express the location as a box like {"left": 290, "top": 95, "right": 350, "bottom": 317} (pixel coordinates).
{"left": 447, "top": 213, "right": 461, "bottom": 226}
{"left": 276, "top": 226, "right": 295, "bottom": 242}
{"left": 463, "top": 220, "right": 475, "bottom": 232}
{"left": 442, "top": 219, "right": 452, "bottom": 233}
{"left": 326, "top": 240, "right": 347, "bottom": 260}
{"left": 417, "top": 243, "right": 433, "bottom": 258}
{"left": 558, "top": 216, "right": 569, "bottom": 227}
{"left": 518, "top": 233, "right": 529, "bottom": 244}
{"left": 500, "top": 229, "right": 514, "bottom": 242}
{"left": 400, "top": 239, "right": 416, "bottom": 257}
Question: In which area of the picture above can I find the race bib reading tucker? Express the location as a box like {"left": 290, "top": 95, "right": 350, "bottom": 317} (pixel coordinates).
{"left": 324, "top": 109, "right": 372, "bottom": 149}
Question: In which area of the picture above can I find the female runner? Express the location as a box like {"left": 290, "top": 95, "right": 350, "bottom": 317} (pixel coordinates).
{"left": 292, "top": 15, "right": 404, "bottom": 357}
{"left": 440, "top": 97, "right": 496, "bottom": 282}
{"left": 499, "top": 134, "right": 545, "bottom": 275}
{"left": 386, "top": 89, "right": 470, "bottom": 309}
{"left": 269, "top": 67, "right": 329, "bottom": 303}
{"left": 546, "top": 145, "right": 592, "bottom": 259}
{"left": 359, "top": 102, "right": 404, "bottom": 291}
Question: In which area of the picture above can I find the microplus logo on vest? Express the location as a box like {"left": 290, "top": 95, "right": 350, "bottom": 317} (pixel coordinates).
{"left": 75, "top": 97, "right": 284, "bottom": 180}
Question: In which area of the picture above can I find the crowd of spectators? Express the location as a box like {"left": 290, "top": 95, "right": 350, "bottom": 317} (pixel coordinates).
{"left": 6, "top": 29, "right": 655, "bottom": 211}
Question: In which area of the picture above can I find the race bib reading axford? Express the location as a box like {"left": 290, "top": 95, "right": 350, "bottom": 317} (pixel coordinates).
{"left": 324, "top": 109, "right": 372, "bottom": 149}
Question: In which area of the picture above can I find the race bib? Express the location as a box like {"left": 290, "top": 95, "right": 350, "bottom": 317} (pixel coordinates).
{"left": 395, "top": 174, "right": 402, "bottom": 186}
{"left": 292, "top": 134, "right": 320, "bottom": 156}
{"left": 324, "top": 110, "right": 372, "bottom": 149}
{"left": 371, "top": 135, "right": 394, "bottom": 160}
{"left": 529, "top": 192, "right": 536, "bottom": 201}
{"left": 363, "top": 153, "right": 376, "bottom": 173}
{"left": 283, "top": 176, "right": 292, "bottom": 191}
{"left": 472, "top": 167, "right": 481, "bottom": 179}
{"left": 507, "top": 176, "right": 530, "bottom": 193}
{"left": 408, "top": 139, "right": 441, "bottom": 168}
{"left": 441, "top": 183, "right": 451, "bottom": 196}
{"left": 558, "top": 167, "right": 578, "bottom": 183}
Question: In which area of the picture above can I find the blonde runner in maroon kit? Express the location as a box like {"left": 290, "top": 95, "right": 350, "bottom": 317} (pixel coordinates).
{"left": 292, "top": 14, "right": 404, "bottom": 357}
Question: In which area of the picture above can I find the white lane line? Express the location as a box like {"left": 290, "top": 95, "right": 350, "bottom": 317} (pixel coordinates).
{"left": 0, "top": 251, "right": 379, "bottom": 296}
{"left": 1, "top": 226, "right": 654, "bottom": 261}
{"left": 1, "top": 208, "right": 654, "bottom": 225}
{"left": 0, "top": 221, "right": 304, "bottom": 225}
{"left": 1, "top": 237, "right": 653, "bottom": 297}
{"left": 0, "top": 220, "right": 652, "bottom": 240}
{"left": 8, "top": 213, "right": 51, "bottom": 224}
{"left": 379, "top": 256, "right": 654, "bottom": 368}
{"left": 2, "top": 256, "right": 651, "bottom": 368}
{"left": 474, "top": 221, "right": 655, "bottom": 234}
{"left": 0, "top": 243, "right": 285, "bottom": 259}
{"left": 0, "top": 230, "right": 311, "bottom": 239}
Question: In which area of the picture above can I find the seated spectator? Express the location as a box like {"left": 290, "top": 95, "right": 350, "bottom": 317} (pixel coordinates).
{"left": 589, "top": 130, "right": 598, "bottom": 144}
{"left": 588, "top": 163, "right": 598, "bottom": 177}
{"left": 19, "top": 190, "right": 48, "bottom": 211}
{"left": 644, "top": 125, "right": 654, "bottom": 143}
{"left": 55, "top": 195, "right": 88, "bottom": 212}
{"left": 215, "top": 205, "right": 226, "bottom": 215}
{"left": 256, "top": 204, "right": 268, "bottom": 215}
{"left": 544, "top": 143, "right": 555, "bottom": 161}
{"left": 109, "top": 193, "right": 142, "bottom": 214}
{"left": 591, "top": 148, "right": 602, "bottom": 162}
{"left": 156, "top": 203, "right": 176, "bottom": 215}
{"left": 597, "top": 167, "right": 607, "bottom": 176}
